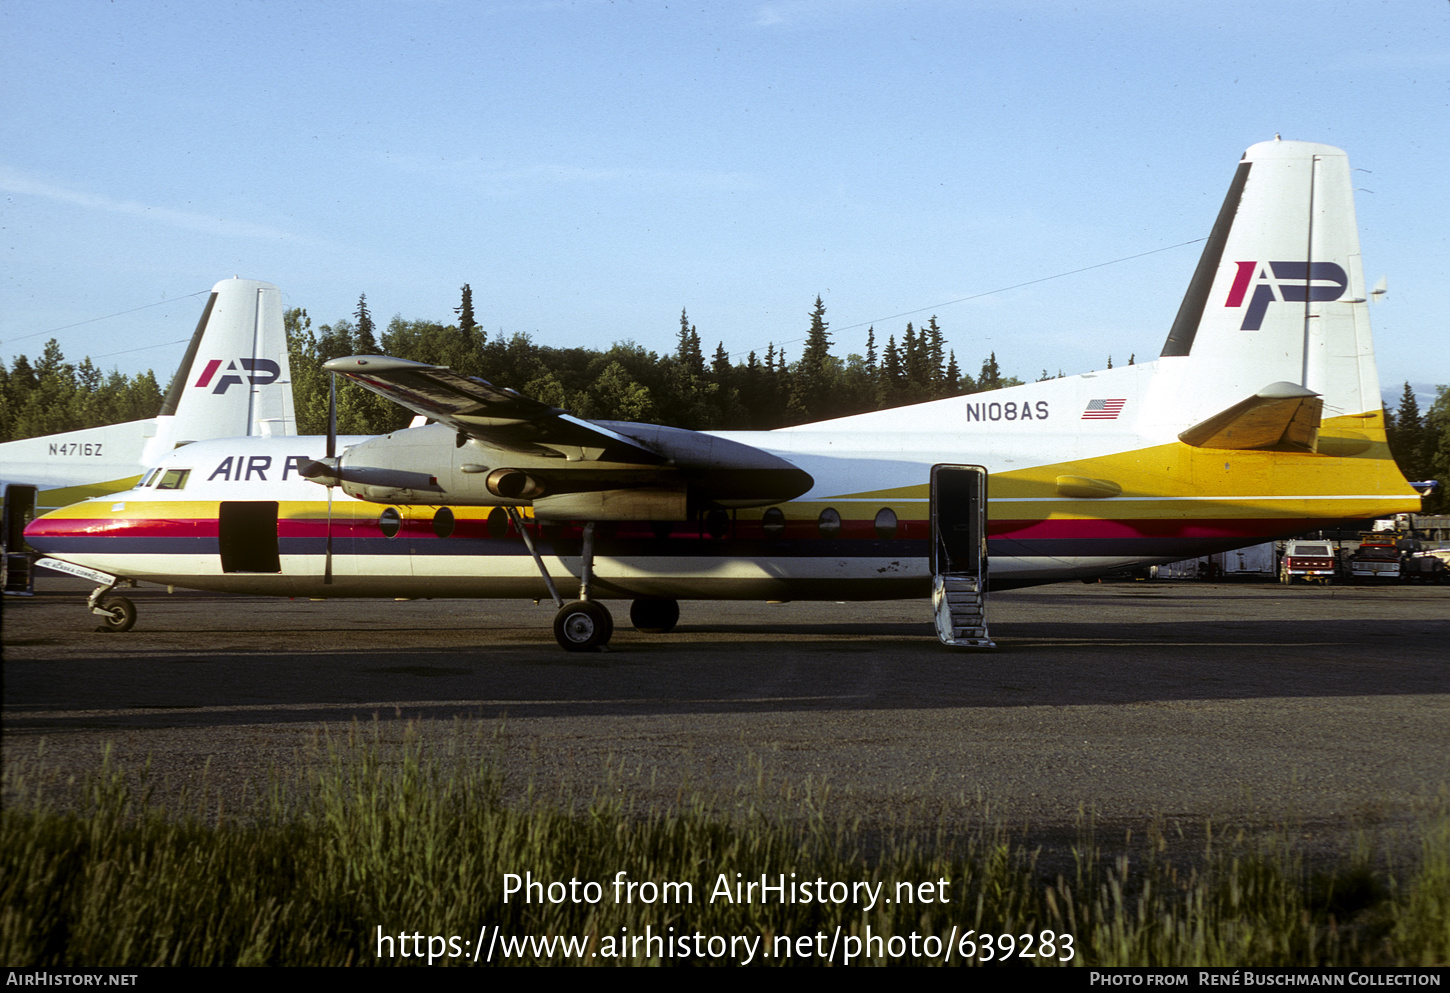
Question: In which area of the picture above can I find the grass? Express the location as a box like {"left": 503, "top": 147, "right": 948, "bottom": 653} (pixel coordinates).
{"left": 1, "top": 722, "right": 1446, "bottom": 966}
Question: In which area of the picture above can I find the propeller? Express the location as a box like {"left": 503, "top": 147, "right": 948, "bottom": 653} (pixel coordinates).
{"left": 324, "top": 372, "right": 336, "bottom": 586}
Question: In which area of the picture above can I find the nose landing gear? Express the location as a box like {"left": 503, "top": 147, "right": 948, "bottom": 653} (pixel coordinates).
{"left": 87, "top": 579, "right": 136, "bottom": 633}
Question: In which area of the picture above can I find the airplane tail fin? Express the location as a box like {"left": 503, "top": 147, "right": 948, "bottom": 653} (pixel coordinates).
{"left": 149, "top": 278, "right": 296, "bottom": 458}
{"left": 1153, "top": 138, "right": 1383, "bottom": 437}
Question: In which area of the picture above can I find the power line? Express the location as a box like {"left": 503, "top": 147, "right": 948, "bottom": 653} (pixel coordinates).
{"left": 749, "top": 237, "right": 1207, "bottom": 354}
{"left": 88, "top": 337, "right": 190, "bottom": 360}
{"left": 2, "top": 289, "right": 210, "bottom": 347}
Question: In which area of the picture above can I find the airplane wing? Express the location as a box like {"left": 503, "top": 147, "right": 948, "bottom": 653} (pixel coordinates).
{"left": 324, "top": 355, "right": 666, "bottom": 463}
{"left": 323, "top": 355, "right": 814, "bottom": 514}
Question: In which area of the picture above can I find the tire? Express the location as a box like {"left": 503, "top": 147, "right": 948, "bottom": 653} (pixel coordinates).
{"left": 553, "top": 600, "right": 612, "bottom": 652}
{"left": 630, "top": 598, "right": 680, "bottom": 634}
{"left": 98, "top": 596, "right": 136, "bottom": 633}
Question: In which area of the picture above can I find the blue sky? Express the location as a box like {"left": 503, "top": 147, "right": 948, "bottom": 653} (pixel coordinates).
{"left": 3, "top": 0, "right": 1446, "bottom": 405}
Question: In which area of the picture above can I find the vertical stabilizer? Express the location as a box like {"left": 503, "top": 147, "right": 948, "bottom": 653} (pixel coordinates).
{"left": 149, "top": 278, "right": 296, "bottom": 459}
{"left": 1155, "top": 139, "right": 1379, "bottom": 428}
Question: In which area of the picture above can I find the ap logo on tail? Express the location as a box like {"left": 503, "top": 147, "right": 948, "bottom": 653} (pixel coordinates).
{"left": 1, "top": 277, "right": 297, "bottom": 513}
{"left": 1225, "top": 261, "right": 1350, "bottom": 331}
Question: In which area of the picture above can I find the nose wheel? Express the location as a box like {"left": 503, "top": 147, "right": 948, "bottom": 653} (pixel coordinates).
{"left": 95, "top": 596, "right": 137, "bottom": 633}
{"left": 86, "top": 578, "right": 138, "bottom": 633}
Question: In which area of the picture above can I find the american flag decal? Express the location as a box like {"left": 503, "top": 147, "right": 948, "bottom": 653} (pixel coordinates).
{"left": 1081, "top": 399, "right": 1126, "bottom": 420}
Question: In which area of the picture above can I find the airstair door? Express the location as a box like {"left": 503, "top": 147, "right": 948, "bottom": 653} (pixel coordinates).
{"left": 2, "top": 484, "right": 38, "bottom": 595}
{"left": 930, "top": 464, "right": 994, "bottom": 648}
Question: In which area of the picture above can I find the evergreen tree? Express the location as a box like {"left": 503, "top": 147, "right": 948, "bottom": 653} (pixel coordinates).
{"left": 354, "top": 294, "right": 378, "bottom": 354}
{"left": 676, "top": 309, "right": 705, "bottom": 376}
{"left": 902, "top": 322, "right": 926, "bottom": 393}
{"left": 788, "top": 296, "right": 833, "bottom": 422}
{"left": 978, "top": 352, "right": 1001, "bottom": 392}
{"left": 924, "top": 316, "right": 945, "bottom": 390}
{"left": 1389, "top": 382, "right": 1429, "bottom": 482}
{"left": 455, "top": 284, "right": 476, "bottom": 336}
{"left": 1422, "top": 386, "right": 1450, "bottom": 513}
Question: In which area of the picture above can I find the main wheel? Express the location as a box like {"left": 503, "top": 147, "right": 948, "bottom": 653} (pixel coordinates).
{"left": 97, "top": 596, "right": 136, "bottom": 633}
{"left": 630, "top": 598, "right": 680, "bottom": 634}
{"left": 553, "top": 600, "right": 613, "bottom": 652}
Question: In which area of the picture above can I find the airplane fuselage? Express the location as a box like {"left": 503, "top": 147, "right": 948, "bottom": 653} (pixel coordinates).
{"left": 26, "top": 357, "right": 1416, "bottom": 602}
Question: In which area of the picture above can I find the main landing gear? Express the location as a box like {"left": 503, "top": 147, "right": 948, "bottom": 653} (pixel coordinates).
{"left": 508, "top": 511, "right": 682, "bottom": 651}
{"left": 553, "top": 599, "right": 613, "bottom": 651}
{"left": 629, "top": 598, "right": 679, "bottom": 634}
{"left": 509, "top": 511, "right": 618, "bottom": 653}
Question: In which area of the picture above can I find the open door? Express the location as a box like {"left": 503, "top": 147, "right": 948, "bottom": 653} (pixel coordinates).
{"left": 930, "top": 464, "right": 994, "bottom": 648}
{"left": 2, "top": 484, "right": 38, "bottom": 595}
{"left": 219, "top": 501, "right": 281, "bottom": 573}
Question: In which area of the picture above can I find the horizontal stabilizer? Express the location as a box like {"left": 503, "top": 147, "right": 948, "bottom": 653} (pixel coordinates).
{"left": 1177, "top": 382, "right": 1322, "bottom": 452}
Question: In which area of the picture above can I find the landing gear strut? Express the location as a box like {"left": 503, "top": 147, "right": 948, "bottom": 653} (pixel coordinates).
{"left": 511, "top": 514, "right": 615, "bottom": 652}
{"left": 88, "top": 580, "right": 136, "bottom": 633}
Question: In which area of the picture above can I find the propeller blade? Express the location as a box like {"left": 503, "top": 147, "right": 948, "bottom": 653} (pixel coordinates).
{"left": 327, "top": 373, "right": 337, "bottom": 460}
{"left": 324, "top": 371, "right": 337, "bottom": 585}
{"left": 323, "top": 486, "right": 334, "bottom": 586}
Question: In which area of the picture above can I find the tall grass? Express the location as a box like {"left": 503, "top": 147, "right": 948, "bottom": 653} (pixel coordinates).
{"left": 1, "top": 723, "right": 1445, "bottom": 966}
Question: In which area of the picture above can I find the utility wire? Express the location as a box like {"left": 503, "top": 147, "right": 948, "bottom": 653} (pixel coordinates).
{"left": 751, "top": 237, "right": 1207, "bottom": 354}
{"left": 88, "top": 337, "right": 190, "bottom": 360}
{"left": 3, "top": 289, "right": 210, "bottom": 347}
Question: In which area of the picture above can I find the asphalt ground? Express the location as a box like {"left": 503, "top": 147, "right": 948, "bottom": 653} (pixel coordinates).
{"left": 3, "top": 576, "right": 1448, "bottom": 857}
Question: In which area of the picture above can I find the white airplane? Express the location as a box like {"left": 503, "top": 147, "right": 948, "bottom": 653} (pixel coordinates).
{"left": 23, "top": 141, "right": 1420, "bottom": 648}
{"left": 2, "top": 278, "right": 296, "bottom": 593}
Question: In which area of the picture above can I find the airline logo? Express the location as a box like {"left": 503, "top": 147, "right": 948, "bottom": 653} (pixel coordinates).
{"left": 1224, "top": 261, "right": 1349, "bottom": 331}
{"left": 193, "top": 358, "right": 282, "bottom": 394}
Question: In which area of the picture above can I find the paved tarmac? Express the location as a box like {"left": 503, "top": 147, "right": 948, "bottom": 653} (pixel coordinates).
{"left": 4, "top": 577, "right": 1448, "bottom": 853}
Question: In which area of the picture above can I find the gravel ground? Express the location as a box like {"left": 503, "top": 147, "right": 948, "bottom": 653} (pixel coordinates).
{"left": 4, "top": 577, "right": 1448, "bottom": 860}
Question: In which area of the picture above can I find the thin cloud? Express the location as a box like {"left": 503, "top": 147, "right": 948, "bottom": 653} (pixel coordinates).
{"left": 755, "top": 5, "right": 785, "bottom": 27}
{"left": 376, "top": 154, "right": 759, "bottom": 196}
{"left": 0, "top": 164, "right": 307, "bottom": 242}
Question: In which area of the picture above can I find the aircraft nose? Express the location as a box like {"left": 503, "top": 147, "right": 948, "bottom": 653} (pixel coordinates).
{"left": 21, "top": 499, "right": 118, "bottom": 557}
{"left": 22, "top": 505, "right": 69, "bottom": 554}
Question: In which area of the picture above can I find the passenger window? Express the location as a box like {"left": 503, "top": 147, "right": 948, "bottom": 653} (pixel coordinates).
{"left": 761, "top": 507, "right": 786, "bottom": 539}
{"left": 874, "top": 507, "right": 898, "bottom": 539}
{"left": 817, "top": 508, "right": 841, "bottom": 537}
{"left": 432, "top": 507, "right": 455, "bottom": 539}
{"left": 379, "top": 507, "right": 402, "bottom": 538}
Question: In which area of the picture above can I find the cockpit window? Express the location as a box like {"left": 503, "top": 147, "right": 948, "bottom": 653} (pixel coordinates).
{"left": 156, "top": 469, "right": 191, "bottom": 490}
{"left": 139, "top": 469, "right": 159, "bottom": 487}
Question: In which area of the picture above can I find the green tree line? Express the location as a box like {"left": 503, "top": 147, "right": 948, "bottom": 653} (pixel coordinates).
{"left": 284, "top": 287, "right": 1021, "bottom": 436}
{"left": 1386, "top": 381, "right": 1450, "bottom": 513}
{"left": 0, "top": 339, "right": 163, "bottom": 443}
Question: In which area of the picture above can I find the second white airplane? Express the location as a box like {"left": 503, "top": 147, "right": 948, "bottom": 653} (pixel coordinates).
{"left": 25, "top": 140, "right": 1421, "bottom": 648}
{"left": 2, "top": 277, "right": 295, "bottom": 594}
